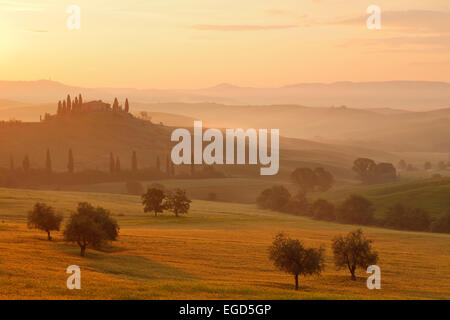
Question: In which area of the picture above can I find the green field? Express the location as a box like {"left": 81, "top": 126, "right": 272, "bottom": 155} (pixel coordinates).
{"left": 0, "top": 187, "right": 449, "bottom": 299}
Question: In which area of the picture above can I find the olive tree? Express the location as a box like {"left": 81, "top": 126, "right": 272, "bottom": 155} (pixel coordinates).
{"left": 332, "top": 229, "right": 378, "bottom": 280}
{"left": 64, "top": 202, "right": 119, "bottom": 257}
{"left": 142, "top": 187, "right": 166, "bottom": 216}
{"left": 166, "top": 189, "right": 191, "bottom": 217}
{"left": 27, "top": 203, "right": 63, "bottom": 240}
{"left": 269, "top": 233, "right": 325, "bottom": 290}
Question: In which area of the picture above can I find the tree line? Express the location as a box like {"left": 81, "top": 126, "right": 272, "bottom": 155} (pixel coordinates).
{"left": 257, "top": 164, "right": 450, "bottom": 234}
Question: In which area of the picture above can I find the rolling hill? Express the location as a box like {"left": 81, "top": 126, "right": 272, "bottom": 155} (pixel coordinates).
{"left": 0, "top": 109, "right": 399, "bottom": 181}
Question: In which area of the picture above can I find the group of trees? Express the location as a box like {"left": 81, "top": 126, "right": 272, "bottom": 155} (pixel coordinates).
{"left": 142, "top": 187, "right": 192, "bottom": 217}
{"left": 353, "top": 158, "right": 397, "bottom": 184}
{"left": 27, "top": 202, "right": 119, "bottom": 256}
{"left": 398, "top": 159, "right": 450, "bottom": 172}
{"left": 56, "top": 95, "right": 130, "bottom": 116}
{"left": 56, "top": 94, "right": 84, "bottom": 116}
{"left": 269, "top": 229, "right": 378, "bottom": 290}
{"left": 258, "top": 185, "right": 450, "bottom": 234}
{"left": 7, "top": 150, "right": 171, "bottom": 176}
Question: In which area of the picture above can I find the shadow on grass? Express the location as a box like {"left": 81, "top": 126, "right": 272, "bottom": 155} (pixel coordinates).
{"left": 56, "top": 243, "right": 196, "bottom": 282}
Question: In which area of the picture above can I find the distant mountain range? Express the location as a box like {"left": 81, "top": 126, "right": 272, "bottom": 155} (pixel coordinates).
{"left": 1, "top": 80, "right": 450, "bottom": 111}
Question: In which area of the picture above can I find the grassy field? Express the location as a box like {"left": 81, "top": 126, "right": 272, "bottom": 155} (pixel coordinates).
{"left": 318, "top": 177, "right": 450, "bottom": 219}
{"left": 0, "top": 187, "right": 449, "bottom": 300}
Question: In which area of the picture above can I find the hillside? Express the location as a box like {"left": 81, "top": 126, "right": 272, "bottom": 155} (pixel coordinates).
{"left": 134, "top": 102, "right": 450, "bottom": 152}
{"left": 0, "top": 109, "right": 399, "bottom": 181}
{"left": 318, "top": 177, "right": 450, "bottom": 219}
{"left": 0, "top": 187, "right": 448, "bottom": 299}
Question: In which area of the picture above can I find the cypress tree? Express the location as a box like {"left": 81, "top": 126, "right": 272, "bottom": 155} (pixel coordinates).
{"left": 171, "top": 159, "right": 175, "bottom": 177}
{"left": 46, "top": 149, "right": 52, "bottom": 174}
{"left": 113, "top": 98, "right": 119, "bottom": 112}
{"left": 67, "top": 95, "right": 72, "bottom": 113}
{"left": 9, "top": 155, "right": 14, "bottom": 171}
{"left": 67, "top": 149, "right": 74, "bottom": 173}
{"left": 125, "top": 98, "right": 130, "bottom": 113}
{"left": 62, "top": 101, "right": 67, "bottom": 114}
{"left": 109, "top": 153, "right": 115, "bottom": 174}
{"left": 57, "top": 101, "right": 62, "bottom": 115}
{"left": 115, "top": 157, "right": 121, "bottom": 172}
{"left": 79, "top": 94, "right": 83, "bottom": 105}
{"left": 23, "top": 155, "right": 30, "bottom": 173}
{"left": 156, "top": 156, "right": 161, "bottom": 171}
{"left": 166, "top": 155, "right": 170, "bottom": 175}
{"left": 131, "top": 151, "right": 138, "bottom": 172}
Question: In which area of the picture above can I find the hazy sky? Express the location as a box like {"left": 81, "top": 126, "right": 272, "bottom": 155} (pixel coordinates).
{"left": 1, "top": 0, "right": 449, "bottom": 88}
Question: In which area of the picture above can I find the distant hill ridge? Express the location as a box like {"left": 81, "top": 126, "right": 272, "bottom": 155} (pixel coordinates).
{"left": 1, "top": 79, "right": 450, "bottom": 110}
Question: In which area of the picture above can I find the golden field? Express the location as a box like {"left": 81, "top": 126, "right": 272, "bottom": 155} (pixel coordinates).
{"left": 0, "top": 188, "right": 449, "bottom": 300}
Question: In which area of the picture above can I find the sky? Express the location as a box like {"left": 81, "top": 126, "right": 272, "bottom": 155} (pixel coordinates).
{"left": 0, "top": 0, "right": 449, "bottom": 89}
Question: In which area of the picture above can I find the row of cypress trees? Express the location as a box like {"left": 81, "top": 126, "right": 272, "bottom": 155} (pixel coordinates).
{"left": 8, "top": 151, "right": 175, "bottom": 175}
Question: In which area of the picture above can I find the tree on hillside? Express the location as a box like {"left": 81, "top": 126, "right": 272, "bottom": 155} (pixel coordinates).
{"left": 57, "top": 101, "right": 62, "bottom": 115}
{"left": 166, "top": 155, "right": 170, "bottom": 175}
{"left": 109, "top": 153, "right": 115, "bottom": 174}
{"left": 257, "top": 185, "right": 292, "bottom": 211}
{"left": 27, "top": 203, "right": 63, "bottom": 240}
{"left": 45, "top": 149, "right": 52, "bottom": 174}
{"left": 166, "top": 189, "right": 191, "bottom": 217}
{"left": 336, "top": 195, "right": 374, "bottom": 225}
{"left": 67, "top": 149, "right": 74, "bottom": 173}
{"left": 131, "top": 151, "right": 138, "bottom": 172}
{"left": 352, "top": 158, "right": 376, "bottom": 184}
{"left": 290, "top": 167, "right": 334, "bottom": 195}
{"left": 64, "top": 202, "right": 119, "bottom": 257}
{"left": 142, "top": 188, "right": 166, "bottom": 217}
{"left": 269, "top": 233, "right": 325, "bottom": 290}
{"left": 398, "top": 160, "right": 407, "bottom": 170}
{"left": 23, "top": 155, "right": 30, "bottom": 173}
{"left": 124, "top": 98, "right": 129, "bottom": 113}
{"left": 170, "top": 160, "right": 175, "bottom": 176}
{"left": 62, "top": 100, "right": 67, "bottom": 114}
{"left": 78, "top": 94, "right": 83, "bottom": 105}
{"left": 332, "top": 229, "right": 378, "bottom": 280}
{"left": 112, "top": 98, "right": 119, "bottom": 112}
